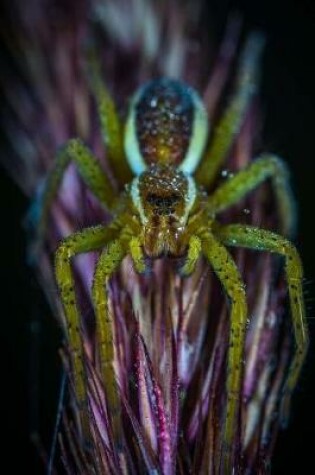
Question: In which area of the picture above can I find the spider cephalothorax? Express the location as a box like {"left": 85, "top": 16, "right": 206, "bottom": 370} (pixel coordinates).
{"left": 131, "top": 164, "right": 197, "bottom": 256}
{"left": 33, "top": 35, "right": 308, "bottom": 473}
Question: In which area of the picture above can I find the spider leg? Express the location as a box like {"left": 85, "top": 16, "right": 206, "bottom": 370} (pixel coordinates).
{"left": 200, "top": 231, "right": 248, "bottom": 473}
{"left": 86, "top": 52, "right": 133, "bottom": 186}
{"left": 55, "top": 224, "right": 117, "bottom": 440}
{"left": 207, "top": 154, "right": 296, "bottom": 236}
{"left": 196, "top": 33, "right": 264, "bottom": 188}
{"left": 215, "top": 224, "right": 309, "bottom": 425}
{"left": 91, "top": 235, "right": 130, "bottom": 448}
{"left": 92, "top": 232, "right": 146, "bottom": 444}
{"left": 30, "top": 138, "right": 117, "bottom": 259}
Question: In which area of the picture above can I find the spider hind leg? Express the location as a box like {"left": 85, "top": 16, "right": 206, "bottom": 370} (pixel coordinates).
{"left": 85, "top": 50, "right": 133, "bottom": 186}
{"left": 196, "top": 33, "right": 264, "bottom": 189}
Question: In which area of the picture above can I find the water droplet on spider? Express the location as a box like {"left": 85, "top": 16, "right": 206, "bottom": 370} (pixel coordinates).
{"left": 243, "top": 208, "right": 251, "bottom": 215}
{"left": 150, "top": 97, "right": 158, "bottom": 107}
{"left": 221, "top": 169, "right": 234, "bottom": 179}
{"left": 231, "top": 239, "right": 237, "bottom": 244}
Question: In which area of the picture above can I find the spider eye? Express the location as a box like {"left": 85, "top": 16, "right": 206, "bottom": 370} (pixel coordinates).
{"left": 131, "top": 165, "right": 197, "bottom": 226}
{"left": 125, "top": 78, "right": 209, "bottom": 175}
{"left": 146, "top": 192, "right": 181, "bottom": 207}
{"left": 146, "top": 193, "right": 159, "bottom": 205}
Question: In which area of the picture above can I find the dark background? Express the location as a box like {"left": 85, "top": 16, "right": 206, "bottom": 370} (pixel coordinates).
{"left": 1, "top": 0, "right": 315, "bottom": 473}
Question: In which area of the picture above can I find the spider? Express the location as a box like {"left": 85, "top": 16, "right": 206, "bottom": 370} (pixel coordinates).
{"left": 32, "top": 34, "right": 308, "bottom": 472}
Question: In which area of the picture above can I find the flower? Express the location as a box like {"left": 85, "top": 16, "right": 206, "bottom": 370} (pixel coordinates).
{"left": 1, "top": 0, "right": 303, "bottom": 473}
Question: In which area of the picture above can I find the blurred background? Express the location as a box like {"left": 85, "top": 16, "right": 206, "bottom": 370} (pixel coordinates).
{"left": 1, "top": 0, "right": 314, "bottom": 473}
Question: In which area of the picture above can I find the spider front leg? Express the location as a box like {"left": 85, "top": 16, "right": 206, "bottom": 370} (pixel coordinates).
{"left": 29, "top": 138, "right": 117, "bottom": 259}
{"left": 207, "top": 154, "right": 296, "bottom": 236}
{"left": 92, "top": 235, "right": 131, "bottom": 448}
{"left": 215, "top": 224, "right": 309, "bottom": 425}
{"left": 200, "top": 231, "right": 248, "bottom": 474}
{"left": 55, "top": 224, "right": 117, "bottom": 440}
{"left": 181, "top": 231, "right": 247, "bottom": 471}
{"left": 196, "top": 33, "right": 264, "bottom": 188}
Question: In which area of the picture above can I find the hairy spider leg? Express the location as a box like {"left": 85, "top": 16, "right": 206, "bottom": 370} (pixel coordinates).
{"left": 31, "top": 138, "right": 117, "bottom": 258}
{"left": 207, "top": 154, "right": 296, "bottom": 236}
{"left": 92, "top": 233, "right": 131, "bottom": 448}
{"left": 200, "top": 231, "right": 248, "bottom": 474}
{"left": 55, "top": 224, "right": 117, "bottom": 440}
{"left": 215, "top": 224, "right": 309, "bottom": 425}
{"left": 86, "top": 52, "right": 133, "bottom": 186}
{"left": 196, "top": 32, "right": 264, "bottom": 188}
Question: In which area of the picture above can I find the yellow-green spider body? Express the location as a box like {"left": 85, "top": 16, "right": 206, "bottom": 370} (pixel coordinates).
{"left": 32, "top": 36, "right": 308, "bottom": 473}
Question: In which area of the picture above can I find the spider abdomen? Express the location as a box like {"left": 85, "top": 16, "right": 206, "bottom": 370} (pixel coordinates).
{"left": 125, "top": 78, "right": 208, "bottom": 175}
